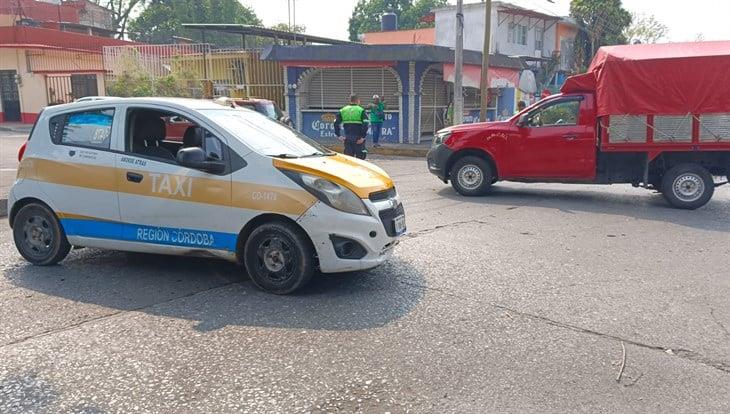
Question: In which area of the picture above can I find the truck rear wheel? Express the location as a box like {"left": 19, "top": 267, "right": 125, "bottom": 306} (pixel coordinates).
{"left": 661, "top": 164, "right": 714, "bottom": 210}
{"left": 450, "top": 156, "right": 494, "bottom": 196}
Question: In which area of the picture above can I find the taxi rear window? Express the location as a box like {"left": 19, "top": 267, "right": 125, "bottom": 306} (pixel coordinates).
{"left": 50, "top": 108, "right": 114, "bottom": 150}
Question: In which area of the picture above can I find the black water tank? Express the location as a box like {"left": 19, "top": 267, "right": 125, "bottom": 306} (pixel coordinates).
{"left": 381, "top": 12, "right": 398, "bottom": 32}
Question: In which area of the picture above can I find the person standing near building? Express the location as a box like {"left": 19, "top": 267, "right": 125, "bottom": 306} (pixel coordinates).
{"left": 334, "top": 94, "right": 369, "bottom": 159}
{"left": 369, "top": 95, "right": 386, "bottom": 147}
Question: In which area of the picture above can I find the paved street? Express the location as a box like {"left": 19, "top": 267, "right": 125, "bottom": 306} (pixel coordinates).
{"left": 1, "top": 153, "right": 729, "bottom": 412}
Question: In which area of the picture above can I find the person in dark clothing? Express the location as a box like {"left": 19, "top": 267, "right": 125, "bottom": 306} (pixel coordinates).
{"left": 334, "top": 94, "right": 369, "bottom": 159}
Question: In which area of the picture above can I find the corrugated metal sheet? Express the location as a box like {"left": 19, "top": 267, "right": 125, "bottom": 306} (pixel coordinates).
{"left": 306, "top": 67, "right": 400, "bottom": 110}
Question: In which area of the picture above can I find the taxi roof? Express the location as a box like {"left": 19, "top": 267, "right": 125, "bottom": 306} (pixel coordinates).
{"left": 42, "top": 97, "right": 234, "bottom": 116}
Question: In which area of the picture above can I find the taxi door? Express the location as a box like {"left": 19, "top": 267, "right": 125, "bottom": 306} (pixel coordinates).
{"left": 37, "top": 106, "right": 123, "bottom": 241}
{"left": 115, "top": 105, "right": 235, "bottom": 253}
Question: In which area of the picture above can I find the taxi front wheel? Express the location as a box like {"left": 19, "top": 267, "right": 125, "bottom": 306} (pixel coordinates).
{"left": 13, "top": 203, "right": 71, "bottom": 266}
{"left": 243, "top": 221, "right": 314, "bottom": 294}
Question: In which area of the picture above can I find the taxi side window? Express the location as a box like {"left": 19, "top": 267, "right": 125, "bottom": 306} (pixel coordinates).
{"left": 51, "top": 109, "right": 114, "bottom": 149}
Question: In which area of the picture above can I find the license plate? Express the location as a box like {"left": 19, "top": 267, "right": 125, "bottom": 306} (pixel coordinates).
{"left": 393, "top": 215, "right": 406, "bottom": 234}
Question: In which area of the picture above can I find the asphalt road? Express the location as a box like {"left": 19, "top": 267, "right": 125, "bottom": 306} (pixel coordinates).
{"left": 1, "top": 153, "right": 729, "bottom": 413}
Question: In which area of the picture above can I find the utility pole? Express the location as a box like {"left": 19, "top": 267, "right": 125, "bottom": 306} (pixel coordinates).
{"left": 479, "top": 0, "right": 492, "bottom": 122}
{"left": 453, "top": 0, "right": 464, "bottom": 125}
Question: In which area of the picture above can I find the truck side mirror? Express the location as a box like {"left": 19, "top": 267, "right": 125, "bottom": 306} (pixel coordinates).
{"left": 517, "top": 114, "right": 528, "bottom": 127}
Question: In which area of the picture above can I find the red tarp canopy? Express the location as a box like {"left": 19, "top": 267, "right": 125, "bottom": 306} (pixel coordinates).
{"left": 561, "top": 41, "right": 730, "bottom": 117}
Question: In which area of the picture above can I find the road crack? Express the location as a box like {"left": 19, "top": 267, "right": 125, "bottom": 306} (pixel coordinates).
{"left": 397, "top": 279, "right": 730, "bottom": 374}
{"left": 0, "top": 281, "right": 239, "bottom": 350}
{"left": 405, "top": 220, "right": 492, "bottom": 240}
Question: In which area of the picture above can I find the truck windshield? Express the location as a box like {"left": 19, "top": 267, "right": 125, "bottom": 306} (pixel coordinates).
{"left": 201, "top": 109, "right": 332, "bottom": 158}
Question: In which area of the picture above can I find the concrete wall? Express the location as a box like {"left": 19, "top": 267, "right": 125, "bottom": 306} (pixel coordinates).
{"left": 0, "top": 48, "right": 47, "bottom": 123}
{"left": 435, "top": 4, "right": 558, "bottom": 58}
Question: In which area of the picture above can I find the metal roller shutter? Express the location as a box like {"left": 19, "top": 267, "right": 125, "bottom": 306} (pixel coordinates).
{"left": 307, "top": 68, "right": 399, "bottom": 110}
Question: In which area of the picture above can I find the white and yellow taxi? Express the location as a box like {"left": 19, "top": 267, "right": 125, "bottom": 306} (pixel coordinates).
{"left": 9, "top": 98, "right": 405, "bottom": 294}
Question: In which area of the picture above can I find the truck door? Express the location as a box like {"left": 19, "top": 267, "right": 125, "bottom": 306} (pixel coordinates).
{"left": 509, "top": 97, "right": 596, "bottom": 180}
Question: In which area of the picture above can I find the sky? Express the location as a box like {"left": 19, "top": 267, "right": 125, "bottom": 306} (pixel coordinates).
{"left": 243, "top": 0, "right": 729, "bottom": 42}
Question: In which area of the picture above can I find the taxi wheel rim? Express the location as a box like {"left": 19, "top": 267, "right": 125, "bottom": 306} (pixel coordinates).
{"left": 256, "top": 236, "right": 296, "bottom": 282}
{"left": 458, "top": 165, "right": 483, "bottom": 190}
{"left": 22, "top": 215, "right": 54, "bottom": 257}
{"left": 673, "top": 173, "right": 705, "bottom": 202}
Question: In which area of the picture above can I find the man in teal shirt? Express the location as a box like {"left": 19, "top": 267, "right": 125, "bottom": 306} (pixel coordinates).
{"left": 368, "top": 95, "right": 385, "bottom": 147}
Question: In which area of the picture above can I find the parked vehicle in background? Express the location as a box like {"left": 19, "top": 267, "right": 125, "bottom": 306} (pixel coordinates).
{"left": 428, "top": 41, "right": 730, "bottom": 210}
{"left": 231, "top": 98, "right": 293, "bottom": 127}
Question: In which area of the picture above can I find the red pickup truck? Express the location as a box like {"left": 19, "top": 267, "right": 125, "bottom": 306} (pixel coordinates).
{"left": 428, "top": 41, "right": 730, "bottom": 209}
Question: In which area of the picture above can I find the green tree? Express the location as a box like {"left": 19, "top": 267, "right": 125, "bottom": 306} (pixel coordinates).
{"left": 623, "top": 13, "right": 668, "bottom": 44}
{"left": 128, "top": 0, "right": 261, "bottom": 45}
{"left": 348, "top": 0, "right": 447, "bottom": 42}
{"left": 570, "top": 0, "right": 632, "bottom": 70}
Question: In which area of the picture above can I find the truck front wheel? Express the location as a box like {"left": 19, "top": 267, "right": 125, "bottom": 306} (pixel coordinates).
{"left": 661, "top": 164, "right": 715, "bottom": 210}
{"left": 450, "top": 156, "right": 494, "bottom": 196}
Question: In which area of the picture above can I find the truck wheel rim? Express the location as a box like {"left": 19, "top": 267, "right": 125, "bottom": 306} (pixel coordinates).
{"left": 22, "top": 215, "right": 53, "bottom": 257}
{"left": 458, "top": 165, "right": 483, "bottom": 190}
{"left": 673, "top": 173, "right": 705, "bottom": 202}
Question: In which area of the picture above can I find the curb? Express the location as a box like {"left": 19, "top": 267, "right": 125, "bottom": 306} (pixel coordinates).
{"left": 323, "top": 144, "right": 428, "bottom": 158}
{"left": 0, "top": 199, "right": 6, "bottom": 218}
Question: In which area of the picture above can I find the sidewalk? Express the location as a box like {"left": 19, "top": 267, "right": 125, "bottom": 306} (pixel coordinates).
{"left": 320, "top": 139, "right": 431, "bottom": 157}
{"left": 0, "top": 122, "right": 33, "bottom": 134}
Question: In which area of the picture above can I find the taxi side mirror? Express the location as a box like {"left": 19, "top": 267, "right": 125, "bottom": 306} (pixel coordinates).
{"left": 177, "top": 147, "right": 225, "bottom": 174}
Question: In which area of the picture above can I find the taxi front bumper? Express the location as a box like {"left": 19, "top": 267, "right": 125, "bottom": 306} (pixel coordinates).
{"left": 297, "top": 197, "right": 404, "bottom": 273}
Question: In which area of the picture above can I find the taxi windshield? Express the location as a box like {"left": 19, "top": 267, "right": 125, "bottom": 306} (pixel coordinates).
{"left": 201, "top": 109, "right": 332, "bottom": 158}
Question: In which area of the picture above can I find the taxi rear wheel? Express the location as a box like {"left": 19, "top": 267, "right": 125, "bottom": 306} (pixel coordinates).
{"left": 13, "top": 203, "right": 71, "bottom": 266}
{"left": 243, "top": 221, "right": 314, "bottom": 295}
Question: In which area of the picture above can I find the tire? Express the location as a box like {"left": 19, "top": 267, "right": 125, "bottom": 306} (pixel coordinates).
{"left": 243, "top": 221, "right": 314, "bottom": 295}
{"left": 661, "top": 164, "right": 715, "bottom": 210}
{"left": 450, "top": 156, "right": 494, "bottom": 196}
{"left": 12, "top": 203, "right": 71, "bottom": 265}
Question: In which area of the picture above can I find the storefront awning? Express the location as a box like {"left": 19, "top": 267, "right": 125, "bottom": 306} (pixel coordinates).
{"left": 442, "top": 64, "right": 519, "bottom": 89}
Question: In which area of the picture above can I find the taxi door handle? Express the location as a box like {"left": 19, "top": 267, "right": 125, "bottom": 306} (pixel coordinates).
{"left": 126, "top": 172, "right": 143, "bottom": 183}
{"left": 563, "top": 134, "right": 578, "bottom": 141}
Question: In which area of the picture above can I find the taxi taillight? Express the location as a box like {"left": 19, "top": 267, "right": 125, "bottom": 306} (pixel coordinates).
{"left": 18, "top": 141, "right": 27, "bottom": 162}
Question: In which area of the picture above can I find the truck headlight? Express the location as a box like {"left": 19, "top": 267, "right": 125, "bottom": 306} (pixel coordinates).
{"left": 282, "top": 171, "right": 370, "bottom": 216}
{"left": 433, "top": 130, "right": 452, "bottom": 146}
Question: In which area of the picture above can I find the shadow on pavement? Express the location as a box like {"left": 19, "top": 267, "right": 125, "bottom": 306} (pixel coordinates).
{"left": 437, "top": 184, "right": 730, "bottom": 233}
{"left": 6, "top": 251, "right": 425, "bottom": 332}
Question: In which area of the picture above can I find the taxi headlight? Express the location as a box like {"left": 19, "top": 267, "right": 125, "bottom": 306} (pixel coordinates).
{"left": 283, "top": 171, "right": 370, "bottom": 216}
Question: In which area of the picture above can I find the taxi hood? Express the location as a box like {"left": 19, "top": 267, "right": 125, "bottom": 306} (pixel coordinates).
{"left": 273, "top": 154, "right": 394, "bottom": 199}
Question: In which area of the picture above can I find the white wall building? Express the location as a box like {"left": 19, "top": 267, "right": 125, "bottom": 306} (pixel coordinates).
{"left": 434, "top": 1, "right": 575, "bottom": 70}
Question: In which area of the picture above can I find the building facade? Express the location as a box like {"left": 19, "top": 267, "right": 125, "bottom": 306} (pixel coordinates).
{"left": 0, "top": 0, "right": 133, "bottom": 123}
{"left": 262, "top": 44, "right": 522, "bottom": 144}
